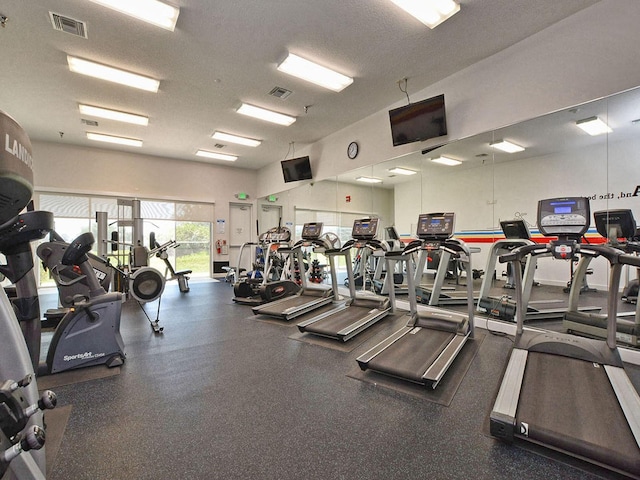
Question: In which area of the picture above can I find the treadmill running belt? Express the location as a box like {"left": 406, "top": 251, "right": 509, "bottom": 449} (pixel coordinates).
{"left": 304, "top": 305, "right": 377, "bottom": 337}
{"left": 517, "top": 352, "right": 640, "bottom": 474}
{"left": 367, "top": 328, "right": 454, "bottom": 383}
{"left": 257, "top": 295, "right": 320, "bottom": 315}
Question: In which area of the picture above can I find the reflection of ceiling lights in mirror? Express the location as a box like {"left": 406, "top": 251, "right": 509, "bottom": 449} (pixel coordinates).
{"left": 196, "top": 150, "right": 238, "bottom": 161}
{"left": 388, "top": 167, "right": 418, "bottom": 175}
{"left": 389, "top": 0, "right": 460, "bottom": 29}
{"left": 236, "top": 103, "right": 296, "bottom": 126}
{"left": 356, "top": 176, "right": 383, "bottom": 183}
{"left": 89, "top": 0, "right": 180, "bottom": 31}
{"left": 576, "top": 116, "right": 612, "bottom": 136}
{"left": 68, "top": 56, "right": 160, "bottom": 92}
{"left": 489, "top": 140, "right": 525, "bottom": 153}
{"left": 212, "top": 131, "right": 261, "bottom": 147}
{"left": 86, "top": 132, "right": 142, "bottom": 147}
{"left": 431, "top": 156, "right": 461, "bottom": 166}
{"left": 277, "top": 53, "right": 353, "bottom": 92}
{"left": 79, "top": 104, "right": 149, "bottom": 126}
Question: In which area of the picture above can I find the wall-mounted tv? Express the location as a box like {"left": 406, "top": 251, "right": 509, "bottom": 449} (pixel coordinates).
{"left": 389, "top": 94, "right": 447, "bottom": 147}
{"left": 281, "top": 155, "right": 312, "bottom": 183}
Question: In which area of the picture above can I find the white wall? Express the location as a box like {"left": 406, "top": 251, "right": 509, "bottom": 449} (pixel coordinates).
{"left": 256, "top": 0, "right": 640, "bottom": 198}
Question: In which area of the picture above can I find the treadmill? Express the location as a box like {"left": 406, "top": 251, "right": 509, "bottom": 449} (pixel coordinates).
{"left": 476, "top": 219, "right": 536, "bottom": 320}
{"left": 563, "top": 209, "right": 640, "bottom": 346}
{"left": 357, "top": 213, "right": 475, "bottom": 389}
{"left": 478, "top": 218, "right": 600, "bottom": 321}
{"left": 251, "top": 222, "right": 334, "bottom": 321}
{"left": 490, "top": 197, "right": 640, "bottom": 478}
{"left": 297, "top": 218, "right": 391, "bottom": 342}
{"left": 413, "top": 213, "right": 480, "bottom": 306}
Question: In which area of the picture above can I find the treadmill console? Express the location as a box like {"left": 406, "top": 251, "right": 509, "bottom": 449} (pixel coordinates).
{"left": 537, "top": 197, "right": 589, "bottom": 238}
{"left": 352, "top": 218, "right": 379, "bottom": 240}
{"left": 301, "top": 222, "right": 323, "bottom": 240}
{"left": 500, "top": 219, "right": 530, "bottom": 240}
{"left": 262, "top": 226, "right": 291, "bottom": 243}
{"left": 594, "top": 209, "right": 636, "bottom": 242}
{"left": 416, "top": 213, "right": 455, "bottom": 244}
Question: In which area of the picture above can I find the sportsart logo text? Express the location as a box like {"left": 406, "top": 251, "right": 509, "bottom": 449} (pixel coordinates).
{"left": 63, "top": 351, "right": 106, "bottom": 362}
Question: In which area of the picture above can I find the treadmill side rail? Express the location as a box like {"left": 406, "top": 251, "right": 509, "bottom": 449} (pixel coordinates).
{"left": 490, "top": 348, "right": 528, "bottom": 442}
{"left": 605, "top": 364, "right": 640, "bottom": 448}
{"left": 422, "top": 332, "right": 469, "bottom": 388}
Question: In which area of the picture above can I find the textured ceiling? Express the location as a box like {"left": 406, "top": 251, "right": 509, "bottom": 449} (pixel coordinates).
{"left": 0, "top": 0, "right": 599, "bottom": 170}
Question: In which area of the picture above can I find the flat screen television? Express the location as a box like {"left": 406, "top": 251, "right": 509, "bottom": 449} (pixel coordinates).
{"left": 389, "top": 94, "right": 447, "bottom": 147}
{"left": 281, "top": 156, "right": 312, "bottom": 183}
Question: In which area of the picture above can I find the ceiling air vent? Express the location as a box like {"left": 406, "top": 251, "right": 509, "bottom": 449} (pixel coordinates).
{"left": 49, "top": 12, "right": 88, "bottom": 38}
{"left": 269, "top": 86, "right": 292, "bottom": 100}
{"left": 81, "top": 119, "right": 99, "bottom": 127}
{"left": 214, "top": 143, "right": 225, "bottom": 149}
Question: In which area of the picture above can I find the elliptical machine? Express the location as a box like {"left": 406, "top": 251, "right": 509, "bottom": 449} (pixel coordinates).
{"left": 0, "top": 108, "right": 56, "bottom": 479}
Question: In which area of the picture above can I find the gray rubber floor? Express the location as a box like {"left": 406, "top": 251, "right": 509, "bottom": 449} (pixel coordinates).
{"left": 41, "top": 280, "right": 639, "bottom": 480}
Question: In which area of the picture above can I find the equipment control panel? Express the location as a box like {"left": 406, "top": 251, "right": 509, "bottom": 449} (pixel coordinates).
{"left": 537, "top": 197, "right": 589, "bottom": 237}
{"left": 352, "top": 218, "right": 379, "bottom": 240}
{"left": 301, "top": 222, "right": 323, "bottom": 240}
{"left": 416, "top": 212, "right": 455, "bottom": 240}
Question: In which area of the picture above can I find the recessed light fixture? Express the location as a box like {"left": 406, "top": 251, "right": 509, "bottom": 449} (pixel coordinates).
{"left": 68, "top": 56, "right": 160, "bottom": 92}
{"left": 489, "top": 140, "right": 525, "bottom": 153}
{"left": 79, "top": 104, "right": 149, "bottom": 126}
{"left": 86, "top": 132, "right": 142, "bottom": 147}
{"left": 390, "top": 0, "right": 460, "bottom": 29}
{"left": 356, "top": 176, "right": 383, "bottom": 184}
{"left": 431, "top": 156, "right": 461, "bottom": 166}
{"left": 277, "top": 53, "right": 353, "bottom": 92}
{"left": 88, "top": 0, "right": 180, "bottom": 31}
{"left": 575, "top": 116, "right": 613, "bottom": 136}
{"left": 211, "top": 131, "right": 261, "bottom": 147}
{"left": 196, "top": 150, "right": 238, "bottom": 162}
{"left": 388, "top": 167, "right": 418, "bottom": 176}
{"left": 236, "top": 103, "right": 296, "bottom": 126}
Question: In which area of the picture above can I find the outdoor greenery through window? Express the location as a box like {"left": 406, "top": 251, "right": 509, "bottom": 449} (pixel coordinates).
{"left": 35, "top": 193, "right": 213, "bottom": 288}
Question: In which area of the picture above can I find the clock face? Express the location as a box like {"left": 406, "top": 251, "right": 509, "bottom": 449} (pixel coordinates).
{"left": 348, "top": 141, "right": 359, "bottom": 159}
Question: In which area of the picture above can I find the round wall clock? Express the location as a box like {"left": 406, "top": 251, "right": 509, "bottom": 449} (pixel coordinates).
{"left": 347, "top": 141, "right": 359, "bottom": 159}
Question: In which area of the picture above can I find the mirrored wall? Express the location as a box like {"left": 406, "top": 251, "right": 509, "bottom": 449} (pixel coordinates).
{"left": 259, "top": 85, "right": 640, "bottom": 294}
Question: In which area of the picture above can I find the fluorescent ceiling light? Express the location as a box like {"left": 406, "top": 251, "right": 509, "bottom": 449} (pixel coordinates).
{"left": 388, "top": 167, "right": 418, "bottom": 176}
{"left": 68, "top": 56, "right": 160, "bottom": 92}
{"left": 79, "top": 104, "right": 149, "bottom": 126}
{"left": 236, "top": 103, "right": 296, "bottom": 126}
{"left": 489, "top": 140, "right": 525, "bottom": 153}
{"left": 576, "top": 116, "right": 612, "bottom": 136}
{"left": 212, "top": 131, "right": 261, "bottom": 147}
{"left": 390, "top": 0, "right": 460, "bottom": 29}
{"left": 89, "top": 0, "right": 180, "bottom": 31}
{"left": 196, "top": 150, "right": 238, "bottom": 162}
{"left": 86, "top": 132, "right": 142, "bottom": 147}
{"left": 431, "top": 156, "right": 461, "bottom": 166}
{"left": 277, "top": 53, "right": 353, "bottom": 92}
{"left": 356, "top": 176, "right": 383, "bottom": 184}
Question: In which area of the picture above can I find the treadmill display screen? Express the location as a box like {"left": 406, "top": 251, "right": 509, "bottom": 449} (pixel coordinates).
{"left": 538, "top": 197, "right": 589, "bottom": 237}
{"left": 500, "top": 220, "right": 530, "bottom": 240}
{"left": 352, "top": 218, "right": 379, "bottom": 239}
{"left": 594, "top": 209, "right": 637, "bottom": 241}
{"left": 301, "top": 222, "right": 323, "bottom": 240}
{"left": 416, "top": 212, "right": 455, "bottom": 240}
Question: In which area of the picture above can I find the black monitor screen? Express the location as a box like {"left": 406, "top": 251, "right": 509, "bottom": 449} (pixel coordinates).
{"left": 537, "top": 197, "right": 589, "bottom": 237}
{"left": 416, "top": 212, "right": 455, "bottom": 239}
{"left": 385, "top": 226, "right": 399, "bottom": 240}
{"left": 500, "top": 220, "right": 530, "bottom": 240}
{"left": 594, "top": 209, "right": 636, "bottom": 240}
{"left": 389, "top": 94, "right": 447, "bottom": 147}
{"left": 352, "top": 218, "right": 379, "bottom": 239}
{"left": 281, "top": 156, "right": 312, "bottom": 183}
{"left": 301, "top": 222, "right": 323, "bottom": 239}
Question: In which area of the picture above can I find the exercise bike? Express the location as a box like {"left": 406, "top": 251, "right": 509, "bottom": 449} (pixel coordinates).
{"left": 33, "top": 230, "right": 126, "bottom": 374}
